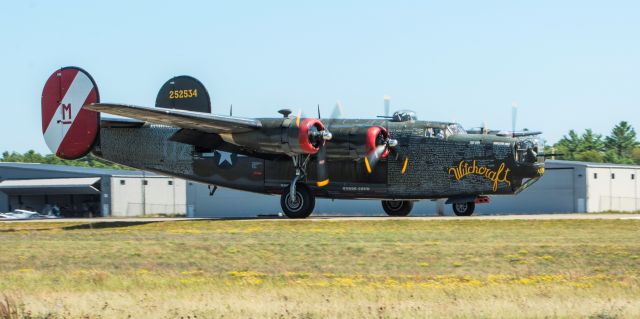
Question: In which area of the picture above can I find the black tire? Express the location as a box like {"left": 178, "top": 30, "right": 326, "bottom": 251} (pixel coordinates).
{"left": 381, "top": 200, "right": 414, "bottom": 217}
{"left": 280, "top": 184, "right": 315, "bottom": 219}
{"left": 452, "top": 202, "right": 475, "bottom": 216}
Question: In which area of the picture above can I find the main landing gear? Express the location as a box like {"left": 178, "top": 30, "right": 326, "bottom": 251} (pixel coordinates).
{"left": 281, "top": 183, "right": 315, "bottom": 218}
{"left": 381, "top": 200, "right": 414, "bottom": 216}
{"left": 280, "top": 154, "right": 316, "bottom": 219}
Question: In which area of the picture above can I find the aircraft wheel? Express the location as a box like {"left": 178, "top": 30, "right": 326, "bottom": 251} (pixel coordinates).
{"left": 452, "top": 202, "right": 475, "bottom": 216}
{"left": 381, "top": 200, "right": 413, "bottom": 217}
{"left": 281, "top": 184, "right": 315, "bottom": 219}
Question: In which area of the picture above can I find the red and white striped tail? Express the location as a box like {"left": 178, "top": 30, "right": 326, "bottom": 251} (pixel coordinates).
{"left": 41, "top": 67, "right": 100, "bottom": 159}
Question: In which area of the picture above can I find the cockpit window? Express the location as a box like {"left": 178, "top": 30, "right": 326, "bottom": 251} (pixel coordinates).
{"left": 447, "top": 124, "right": 466, "bottom": 135}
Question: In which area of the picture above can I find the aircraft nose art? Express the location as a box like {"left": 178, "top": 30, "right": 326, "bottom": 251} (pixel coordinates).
{"left": 41, "top": 67, "right": 100, "bottom": 159}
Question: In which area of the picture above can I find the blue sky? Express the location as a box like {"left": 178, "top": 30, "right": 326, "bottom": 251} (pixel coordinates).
{"left": 1, "top": 1, "right": 639, "bottom": 154}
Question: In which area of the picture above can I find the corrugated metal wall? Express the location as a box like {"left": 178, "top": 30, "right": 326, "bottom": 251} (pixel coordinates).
{"left": 586, "top": 167, "right": 640, "bottom": 212}
{"left": 110, "top": 177, "right": 186, "bottom": 216}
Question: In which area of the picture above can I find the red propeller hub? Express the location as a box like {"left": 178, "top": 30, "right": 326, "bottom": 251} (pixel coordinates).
{"left": 366, "top": 126, "right": 390, "bottom": 158}
{"left": 298, "top": 118, "right": 325, "bottom": 154}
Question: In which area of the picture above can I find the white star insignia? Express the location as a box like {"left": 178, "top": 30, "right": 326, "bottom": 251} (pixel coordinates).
{"left": 216, "top": 151, "right": 233, "bottom": 166}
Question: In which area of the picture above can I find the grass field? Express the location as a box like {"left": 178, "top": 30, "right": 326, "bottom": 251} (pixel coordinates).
{"left": 0, "top": 219, "right": 639, "bottom": 318}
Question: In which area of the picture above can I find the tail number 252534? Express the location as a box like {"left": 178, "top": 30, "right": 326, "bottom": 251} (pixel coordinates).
{"left": 169, "top": 89, "right": 198, "bottom": 99}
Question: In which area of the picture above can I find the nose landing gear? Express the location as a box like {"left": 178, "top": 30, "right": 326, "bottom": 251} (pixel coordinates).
{"left": 452, "top": 202, "right": 475, "bottom": 216}
{"left": 381, "top": 200, "right": 414, "bottom": 216}
{"left": 447, "top": 195, "right": 488, "bottom": 216}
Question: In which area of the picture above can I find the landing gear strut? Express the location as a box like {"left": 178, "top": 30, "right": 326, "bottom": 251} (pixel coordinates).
{"left": 382, "top": 200, "right": 413, "bottom": 216}
{"left": 280, "top": 154, "right": 316, "bottom": 218}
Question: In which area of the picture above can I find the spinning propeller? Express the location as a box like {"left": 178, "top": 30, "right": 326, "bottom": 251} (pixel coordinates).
{"left": 363, "top": 129, "right": 407, "bottom": 175}
{"left": 365, "top": 95, "right": 408, "bottom": 175}
{"left": 292, "top": 102, "right": 343, "bottom": 187}
{"left": 314, "top": 101, "right": 344, "bottom": 186}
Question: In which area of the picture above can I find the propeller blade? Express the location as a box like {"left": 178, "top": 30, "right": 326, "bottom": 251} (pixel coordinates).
{"left": 295, "top": 109, "right": 302, "bottom": 128}
{"left": 364, "top": 144, "right": 387, "bottom": 174}
{"left": 401, "top": 156, "right": 409, "bottom": 175}
{"left": 384, "top": 95, "right": 390, "bottom": 117}
{"left": 316, "top": 144, "right": 329, "bottom": 187}
{"left": 326, "top": 101, "right": 343, "bottom": 129}
{"left": 331, "top": 101, "right": 343, "bottom": 119}
{"left": 389, "top": 148, "right": 409, "bottom": 175}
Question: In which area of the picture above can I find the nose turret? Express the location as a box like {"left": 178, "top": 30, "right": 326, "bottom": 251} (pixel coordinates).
{"left": 515, "top": 137, "right": 544, "bottom": 164}
{"left": 514, "top": 136, "right": 545, "bottom": 178}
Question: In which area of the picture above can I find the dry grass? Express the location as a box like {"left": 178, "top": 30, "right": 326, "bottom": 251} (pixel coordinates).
{"left": 0, "top": 295, "right": 19, "bottom": 319}
{"left": 0, "top": 219, "right": 639, "bottom": 318}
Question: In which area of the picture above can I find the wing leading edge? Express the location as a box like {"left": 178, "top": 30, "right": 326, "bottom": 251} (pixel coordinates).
{"left": 84, "top": 103, "right": 262, "bottom": 133}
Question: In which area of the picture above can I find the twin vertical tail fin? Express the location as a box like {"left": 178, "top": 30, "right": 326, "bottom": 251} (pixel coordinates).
{"left": 41, "top": 67, "right": 100, "bottom": 159}
{"left": 155, "top": 75, "right": 211, "bottom": 113}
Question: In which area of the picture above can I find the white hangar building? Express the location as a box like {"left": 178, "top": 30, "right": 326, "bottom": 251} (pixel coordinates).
{"left": 0, "top": 163, "right": 186, "bottom": 217}
{"left": 187, "top": 160, "right": 640, "bottom": 217}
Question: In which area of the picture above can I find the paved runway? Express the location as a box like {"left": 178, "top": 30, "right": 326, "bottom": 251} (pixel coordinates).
{"left": 2, "top": 213, "right": 640, "bottom": 223}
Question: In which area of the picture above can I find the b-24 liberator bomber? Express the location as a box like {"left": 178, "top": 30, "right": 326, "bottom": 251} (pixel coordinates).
{"left": 41, "top": 67, "right": 545, "bottom": 218}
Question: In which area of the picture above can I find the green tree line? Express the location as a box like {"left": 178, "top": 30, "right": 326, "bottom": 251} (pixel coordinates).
{"left": 549, "top": 121, "right": 640, "bottom": 164}
{"left": 1, "top": 150, "right": 132, "bottom": 170}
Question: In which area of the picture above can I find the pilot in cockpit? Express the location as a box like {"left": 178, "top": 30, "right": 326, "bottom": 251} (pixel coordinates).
{"left": 425, "top": 128, "right": 434, "bottom": 138}
{"left": 425, "top": 128, "right": 445, "bottom": 139}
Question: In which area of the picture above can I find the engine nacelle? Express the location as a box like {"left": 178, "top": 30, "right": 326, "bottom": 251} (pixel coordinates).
{"left": 289, "top": 118, "right": 325, "bottom": 155}
{"left": 218, "top": 118, "right": 390, "bottom": 160}
{"left": 325, "top": 125, "right": 391, "bottom": 160}
{"left": 221, "top": 117, "right": 327, "bottom": 156}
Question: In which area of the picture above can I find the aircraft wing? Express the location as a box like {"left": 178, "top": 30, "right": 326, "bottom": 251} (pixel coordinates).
{"left": 85, "top": 103, "right": 262, "bottom": 133}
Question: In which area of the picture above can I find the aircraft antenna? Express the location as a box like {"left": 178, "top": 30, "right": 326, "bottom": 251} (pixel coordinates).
{"left": 317, "top": 104, "right": 321, "bottom": 119}
{"left": 511, "top": 101, "right": 518, "bottom": 137}
{"left": 230, "top": 104, "right": 233, "bottom": 116}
